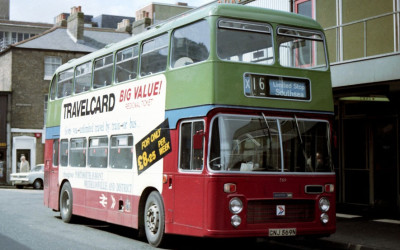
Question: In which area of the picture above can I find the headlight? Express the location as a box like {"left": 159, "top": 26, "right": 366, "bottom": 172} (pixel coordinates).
{"left": 319, "top": 197, "right": 330, "bottom": 212}
{"left": 320, "top": 213, "right": 329, "bottom": 224}
{"left": 231, "top": 215, "right": 242, "bottom": 227}
{"left": 229, "top": 197, "right": 243, "bottom": 214}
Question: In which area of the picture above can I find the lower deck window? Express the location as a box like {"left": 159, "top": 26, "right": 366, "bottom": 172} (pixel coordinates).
{"left": 110, "top": 135, "right": 133, "bottom": 169}
{"left": 88, "top": 137, "right": 108, "bottom": 168}
{"left": 70, "top": 138, "right": 87, "bottom": 167}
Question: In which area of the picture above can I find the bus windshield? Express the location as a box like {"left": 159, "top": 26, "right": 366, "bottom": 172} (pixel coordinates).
{"left": 209, "top": 115, "right": 332, "bottom": 173}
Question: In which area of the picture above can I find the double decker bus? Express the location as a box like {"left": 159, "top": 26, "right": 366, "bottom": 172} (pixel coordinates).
{"left": 44, "top": 3, "right": 335, "bottom": 247}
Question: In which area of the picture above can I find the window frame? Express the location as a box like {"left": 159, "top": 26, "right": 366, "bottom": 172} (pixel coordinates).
{"left": 88, "top": 136, "right": 109, "bottom": 168}
{"left": 170, "top": 19, "right": 211, "bottom": 69}
{"left": 74, "top": 61, "right": 92, "bottom": 94}
{"left": 178, "top": 119, "right": 205, "bottom": 172}
{"left": 60, "top": 139, "right": 69, "bottom": 167}
{"left": 44, "top": 56, "right": 62, "bottom": 80}
{"left": 69, "top": 137, "right": 87, "bottom": 168}
{"left": 216, "top": 18, "right": 274, "bottom": 65}
{"left": 277, "top": 26, "right": 328, "bottom": 71}
{"left": 109, "top": 134, "right": 134, "bottom": 169}
{"left": 93, "top": 54, "right": 114, "bottom": 89}
{"left": 115, "top": 45, "right": 139, "bottom": 84}
{"left": 139, "top": 33, "right": 169, "bottom": 77}
{"left": 57, "top": 68, "right": 74, "bottom": 99}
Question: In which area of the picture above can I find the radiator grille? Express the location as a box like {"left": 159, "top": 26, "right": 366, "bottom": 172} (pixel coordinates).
{"left": 247, "top": 199, "right": 315, "bottom": 224}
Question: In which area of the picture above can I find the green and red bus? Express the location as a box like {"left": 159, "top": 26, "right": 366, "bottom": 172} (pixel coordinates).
{"left": 44, "top": 3, "right": 335, "bottom": 247}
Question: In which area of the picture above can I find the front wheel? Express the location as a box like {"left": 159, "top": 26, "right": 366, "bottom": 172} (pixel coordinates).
{"left": 60, "top": 182, "right": 73, "bottom": 223}
{"left": 144, "top": 191, "right": 166, "bottom": 247}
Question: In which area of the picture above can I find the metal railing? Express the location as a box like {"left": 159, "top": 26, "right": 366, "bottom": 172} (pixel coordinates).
{"left": 325, "top": 10, "right": 400, "bottom": 64}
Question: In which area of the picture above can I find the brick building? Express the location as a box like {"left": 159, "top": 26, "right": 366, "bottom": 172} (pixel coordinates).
{"left": 0, "top": 6, "right": 130, "bottom": 184}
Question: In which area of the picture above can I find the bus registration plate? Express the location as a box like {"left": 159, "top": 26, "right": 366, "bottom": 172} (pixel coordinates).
{"left": 269, "top": 228, "right": 296, "bottom": 237}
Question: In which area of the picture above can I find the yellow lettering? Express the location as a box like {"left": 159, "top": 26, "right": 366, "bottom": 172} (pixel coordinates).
{"left": 159, "top": 141, "right": 170, "bottom": 155}
{"left": 141, "top": 137, "right": 150, "bottom": 150}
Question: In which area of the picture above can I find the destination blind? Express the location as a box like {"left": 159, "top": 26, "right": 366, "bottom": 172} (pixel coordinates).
{"left": 244, "top": 73, "right": 311, "bottom": 101}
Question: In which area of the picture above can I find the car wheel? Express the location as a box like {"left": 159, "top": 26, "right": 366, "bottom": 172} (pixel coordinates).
{"left": 16, "top": 185, "right": 23, "bottom": 189}
{"left": 33, "top": 179, "right": 43, "bottom": 189}
{"left": 144, "top": 191, "right": 166, "bottom": 247}
{"left": 60, "top": 182, "right": 74, "bottom": 223}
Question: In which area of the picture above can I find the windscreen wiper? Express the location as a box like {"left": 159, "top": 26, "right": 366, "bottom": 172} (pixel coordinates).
{"left": 294, "top": 115, "right": 313, "bottom": 172}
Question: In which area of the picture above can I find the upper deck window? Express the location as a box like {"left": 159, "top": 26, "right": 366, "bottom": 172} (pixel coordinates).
{"left": 171, "top": 20, "right": 210, "bottom": 68}
{"left": 75, "top": 61, "right": 92, "bottom": 94}
{"left": 93, "top": 54, "right": 113, "bottom": 89}
{"left": 217, "top": 18, "right": 273, "bottom": 65}
{"left": 115, "top": 45, "right": 139, "bottom": 83}
{"left": 140, "top": 33, "right": 168, "bottom": 77}
{"left": 277, "top": 27, "right": 327, "bottom": 70}
{"left": 57, "top": 68, "right": 74, "bottom": 98}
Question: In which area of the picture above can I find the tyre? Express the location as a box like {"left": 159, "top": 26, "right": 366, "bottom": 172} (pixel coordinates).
{"left": 144, "top": 191, "right": 166, "bottom": 247}
{"left": 60, "top": 182, "right": 73, "bottom": 223}
{"left": 16, "top": 185, "right": 23, "bottom": 189}
{"left": 33, "top": 179, "right": 43, "bottom": 189}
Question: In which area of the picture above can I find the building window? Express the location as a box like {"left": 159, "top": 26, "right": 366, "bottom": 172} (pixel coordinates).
{"left": 295, "top": 0, "right": 313, "bottom": 19}
{"left": 44, "top": 56, "right": 62, "bottom": 80}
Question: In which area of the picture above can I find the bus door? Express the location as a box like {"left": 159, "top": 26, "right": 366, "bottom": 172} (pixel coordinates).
{"left": 173, "top": 120, "right": 205, "bottom": 228}
{"left": 44, "top": 139, "right": 60, "bottom": 209}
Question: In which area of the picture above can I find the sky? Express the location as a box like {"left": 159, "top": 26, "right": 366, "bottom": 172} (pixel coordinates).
{"left": 10, "top": 0, "right": 214, "bottom": 24}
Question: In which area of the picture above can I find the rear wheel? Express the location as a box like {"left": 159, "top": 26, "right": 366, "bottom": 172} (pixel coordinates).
{"left": 144, "top": 191, "right": 166, "bottom": 247}
{"left": 60, "top": 182, "right": 73, "bottom": 223}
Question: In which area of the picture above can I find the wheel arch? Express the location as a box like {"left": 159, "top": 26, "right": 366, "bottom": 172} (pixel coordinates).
{"left": 137, "top": 186, "right": 161, "bottom": 237}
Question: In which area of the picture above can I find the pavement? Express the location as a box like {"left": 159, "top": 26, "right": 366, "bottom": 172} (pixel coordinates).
{"left": 311, "top": 213, "right": 400, "bottom": 250}
{"left": 1, "top": 184, "right": 399, "bottom": 249}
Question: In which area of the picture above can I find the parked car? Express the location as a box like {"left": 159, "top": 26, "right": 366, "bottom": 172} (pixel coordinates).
{"left": 10, "top": 164, "right": 44, "bottom": 189}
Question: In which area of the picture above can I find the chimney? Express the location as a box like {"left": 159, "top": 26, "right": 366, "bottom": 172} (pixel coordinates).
{"left": 54, "top": 13, "right": 67, "bottom": 27}
{"left": 67, "top": 6, "right": 84, "bottom": 43}
{"left": 117, "top": 19, "right": 132, "bottom": 34}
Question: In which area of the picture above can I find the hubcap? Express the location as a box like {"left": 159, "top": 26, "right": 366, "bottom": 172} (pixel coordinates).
{"left": 146, "top": 204, "right": 159, "bottom": 234}
{"left": 62, "top": 192, "right": 70, "bottom": 213}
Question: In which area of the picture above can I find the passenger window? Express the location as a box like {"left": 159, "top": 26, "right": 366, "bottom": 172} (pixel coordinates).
{"left": 179, "top": 121, "right": 204, "bottom": 171}
{"left": 70, "top": 138, "right": 87, "bottom": 167}
{"left": 49, "top": 75, "right": 57, "bottom": 100}
{"left": 115, "top": 46, "right": 139, "bottom": 83}
{"left": 52, "top": 139, "right": 59, "bottom": 167}
{"left": 217, "top": 18, "right": 273, "bottom": 65}
{"left": 140, "top": 34, "right": 168, "bottom": 77}
{"left": 60, "top": 139, "right": 68, "bottom": 167}
{"left": 171, "top": 20, "right": 210, "bottom": 68}
{"left": 57, "top": 69, "right": 74, "bottom": 98}
{"left": 88, "top": 137, "right": 108, "bottom": 168}
{"left": 75, "top": 62, "right": 92, "bottom": 94}
{"left": 110, "top": 135, "right": 133, "bottom": 169}
{"left": 93, "top": 54, "right": 113, "bottom": 89}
